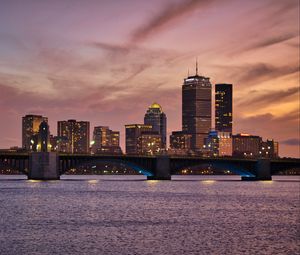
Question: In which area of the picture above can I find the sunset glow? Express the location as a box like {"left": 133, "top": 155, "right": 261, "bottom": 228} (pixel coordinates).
{"left": 0, "top": 0, "right": 299, "bottom": 157}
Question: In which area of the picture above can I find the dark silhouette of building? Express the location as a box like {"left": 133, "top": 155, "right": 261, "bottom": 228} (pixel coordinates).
{"left": 144, "top": 102, "right": 167, "bottom": 150}
{"left": 215, "top": 84, "right": 232, "bottom": 133}
{"left": 57, "top": 120, "right": 90, "bottom": 154}
{"left": 169, "top": 131, "right": 192, "bottom": 155}
{"left": 22, "top": 114, "right": 48, "bottom": 151}
{"left": 91, "top": 126, "right": 122, "bottom": 155}
{"left": 38, "top": 121, "right": 50, "bottom": 152}
{"left": 259, "top": 139, "right": 279, "bottom": 158}
{"left": 182, "top": 62, "right": 212, "bottom": 151}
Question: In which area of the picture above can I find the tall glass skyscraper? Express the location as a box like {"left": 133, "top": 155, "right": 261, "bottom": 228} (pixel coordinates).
{"left": 215, "top": 84, "right": 232, "bottom": 133}
{"left": 182, "top": 65, "right": 212, "bottom": 150}
{"left": 144, "top": 103, "right": 167, "bottom": 149}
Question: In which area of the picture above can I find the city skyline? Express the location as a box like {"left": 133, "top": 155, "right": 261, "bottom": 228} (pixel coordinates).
{"left": 0, "top": 0, "right": 299, "bottom": 157}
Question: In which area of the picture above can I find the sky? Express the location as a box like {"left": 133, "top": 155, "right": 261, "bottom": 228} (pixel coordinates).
{"left": 0, "top": 0, "right": 299, "bottom": 157}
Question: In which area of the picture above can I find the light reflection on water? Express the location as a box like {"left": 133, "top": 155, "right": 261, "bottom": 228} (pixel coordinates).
{"left": 0, "top": 175, "right": 299, "bottom": 255}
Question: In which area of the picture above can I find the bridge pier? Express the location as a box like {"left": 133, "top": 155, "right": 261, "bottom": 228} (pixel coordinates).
{"left": 242, "top": 159, "right": 272, "bottom": 181}
{"left": 28, "top": 152, "right": 60, "bottom": 180}
{"left": 147, "top": 156, "right": 171, "bottom": 180}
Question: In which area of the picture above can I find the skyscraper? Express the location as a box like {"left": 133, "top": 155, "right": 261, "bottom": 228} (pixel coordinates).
{"left": 57, "top": 120, "right": 90, "bottom": 154}
{"left": 144, "top": 103, "right": 167, "bottom": 149}
{"left": 22, "top": 114, "right": 48, "bottom": 151}
{"left": 182, "top": 63, "right": 212, "bottom": 150}
{"left": 215, "top": 84, "right": 233, "bottom": 133}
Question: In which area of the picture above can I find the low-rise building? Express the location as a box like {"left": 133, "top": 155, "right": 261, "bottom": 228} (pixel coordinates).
{"left": 232, "top": 133, "right": 262, "bottom": 158}
{"left": 204, "top": 131, "right": 232, "bottom": 157}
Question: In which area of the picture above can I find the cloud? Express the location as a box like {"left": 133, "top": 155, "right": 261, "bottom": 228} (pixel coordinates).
{"left": 237, "top": 86, "right": 299, "bottom": 107}
{"left": 89, "top": 41, "right": 181, "bottom": 86}
{"left": 244, "top": 34, "right": 298, "bottom": 52}
{"left": 131, "top": 0, "right": 213, "bottom": 42}
{"left": 281, "top": 138, "right": 300, "bottom": 146}
{"left": 235, "top": 63, "right": 299, "bottom": 85}
{"left": 91, "top": 42, "right": 131, "bottom": 55}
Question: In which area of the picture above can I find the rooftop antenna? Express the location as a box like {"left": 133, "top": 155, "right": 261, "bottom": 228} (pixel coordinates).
{"left": 196, "top": 58, "right": 198, "bottom": 75}
{"left": 187, "top": 68, "right": 190, "bottom": 77}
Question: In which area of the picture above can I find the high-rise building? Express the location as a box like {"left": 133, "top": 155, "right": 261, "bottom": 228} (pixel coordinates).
{"left": 91, "top": 126, "right": 122, "bottom": 155}
{"left": 57, "top": 120, "right": 90, "bottom": 154}
{"left": 22, "top": 114, "right": 48, "bottom": 151}
{"left": 204, "top": 131, "right": 232, "bottom": 157}
{"left": 125, "top": 124, "right": 154, "bottom": 155}
{"left": 215, "top": 84, "right": 233, "bottom": 133}
{"left": 232, "top": 133, "right": 262, "bottom": 158}
{"left": 144, "top": 103, "right": 167, "bottom": 150}
{"left": 182, "top": 63, "right": 212, "bottom": 151}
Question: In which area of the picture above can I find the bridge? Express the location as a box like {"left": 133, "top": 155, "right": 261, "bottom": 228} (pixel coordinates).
{"left": 0, "top": 152, "right": 299, "bottom": 181}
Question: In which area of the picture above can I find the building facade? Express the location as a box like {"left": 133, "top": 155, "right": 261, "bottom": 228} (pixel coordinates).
{"left": 22, "top": 114, "right": 48, "bottom": 151}
{"left": 91, "top": 126, "right": 122, "bottom": 155}
{"left": 232, "top": 134, "right": 262, "bottom": 158}
{"left": 169, "top": 131, "right": 192, "bottom": 155}
{"left": 259, "top": 139, "right": 279, "bottom": 158}
{"left": 144, "top": 103, "right": 167, "bottom": 150}
{"left": 50, "top": 135, "right": 71, "bottom": 153}
{"left": 215, "top": 84, "right": 233, "bottom": 133}
{"left": 204, "top": 131, "right": 232, "bottom": 157}
{"left": 57, "top": 120, "right": 90, "bottom": 154}
{"left": 182, "top": 68, "right": 212, "bottom": 151}
{"left": 125, "top": 124, "right": 158, "bottom": 155}
{"left": 138, "top": 131, "right": 162, "bottom": 155}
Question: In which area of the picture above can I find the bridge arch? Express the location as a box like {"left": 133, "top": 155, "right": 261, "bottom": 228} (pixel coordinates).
{"left": 0, "top": 158, "right": 28, "bottom": 175}
{"left": 59, "top": 157, "right": 154, "bottom": 177}
{"left": 170, "top": 159, "right": 256, "bottom": 178}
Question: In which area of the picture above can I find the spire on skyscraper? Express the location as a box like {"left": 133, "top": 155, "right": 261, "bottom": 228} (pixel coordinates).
{"left": 196, "top": 58, "right": 198, "bottom": 75}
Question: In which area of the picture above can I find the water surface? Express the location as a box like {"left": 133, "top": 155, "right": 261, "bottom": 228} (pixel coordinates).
{"left": 0, "top": 175, "right": 299, "bottom": 254}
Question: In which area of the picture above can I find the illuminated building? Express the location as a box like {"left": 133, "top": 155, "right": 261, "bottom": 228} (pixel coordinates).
{"left": 182, "top": 62, "right": 212, "bottom": 151}
{"left": 232, "top": 134, "right": 262, "bottom": 158}
{"left": 57, "top": 120, "right": 90, "bottom": 154}
{"left": 144, "top": 103, "right": 167, "bottom": 150}
{"left": 169, "top": 131, "right": 192, "bottom": 155}
{"left": 37, "top": 121, "right": 50, "bottom": 152}
{"left": 91, "top": 126, "right": 122, "bottom": 155}
{"left": 22, "top": 114, "right": 48, "bottom": 151}
{"left": 215, "top": 84, "right": 232, "bottom": 133}
{"left": 138, "top": 131, "right": 162, "bottom": 155}
{"left": 50, "top": 135, "right": 71, "bottom": 153}
{"left": 259, "top": 139, "right": 279, "bottom": 158}
{"left": 204, "top": 131, "right": 232, "bottom": 157}
{"left": 125, "top": 124, "right": 154, "bottom": 155}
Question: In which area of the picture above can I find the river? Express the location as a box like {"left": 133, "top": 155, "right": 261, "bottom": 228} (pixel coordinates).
{"left": 0, "top": 175, "right": 299, "bottom": 254}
